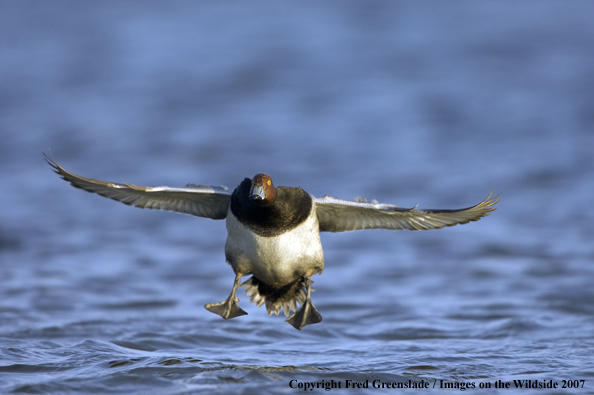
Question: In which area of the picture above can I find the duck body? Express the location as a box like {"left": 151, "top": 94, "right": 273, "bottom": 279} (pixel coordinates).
{"left": 224, "top": 178, "right": 324, "bottom": 318}
{"left": 45, "top": 152, "right": 498, "bottom": 330}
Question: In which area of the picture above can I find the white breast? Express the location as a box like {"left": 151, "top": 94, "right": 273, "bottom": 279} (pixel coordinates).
{"left": 224, "top": 205, "right": 324, "bottom": 286}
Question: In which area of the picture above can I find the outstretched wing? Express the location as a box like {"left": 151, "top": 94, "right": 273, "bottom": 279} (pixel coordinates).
{"left": 315, "top": 192, "right": 498, "bottom": 232}
{"left": 45, "top": 153, "right": 231, "bottom": 220}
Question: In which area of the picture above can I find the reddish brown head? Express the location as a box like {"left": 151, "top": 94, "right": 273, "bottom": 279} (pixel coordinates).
{"left": 249, "top": 173, "right": 276, "bottom": 207}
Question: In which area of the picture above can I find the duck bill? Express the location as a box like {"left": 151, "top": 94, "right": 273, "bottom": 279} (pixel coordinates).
{"left": 249, "top": 184, "right": 266, "bottom": 201}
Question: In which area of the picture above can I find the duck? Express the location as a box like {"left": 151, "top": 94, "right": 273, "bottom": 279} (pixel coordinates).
{"left": 45, "top": 152, "right": 498, "bottom": 330}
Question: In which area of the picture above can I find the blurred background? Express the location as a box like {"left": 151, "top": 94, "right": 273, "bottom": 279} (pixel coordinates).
{"left": 1, "top": 1, "right": 594, "bottom": 394}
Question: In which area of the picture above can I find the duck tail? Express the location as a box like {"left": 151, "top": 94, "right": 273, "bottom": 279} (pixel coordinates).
{"left": 241, "top": 276, "right": 309, "bottom": 316}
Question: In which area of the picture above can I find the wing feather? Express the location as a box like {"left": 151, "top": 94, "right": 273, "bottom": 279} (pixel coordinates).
{"left": 45, "top": 152, "right": 231, "bottom": 220}
{"left": 315, "top": 192, "right": 498, "bottom": 232}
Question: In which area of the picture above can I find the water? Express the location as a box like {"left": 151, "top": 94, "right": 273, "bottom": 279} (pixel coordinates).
{"left": 2, "top": 1, "right": 594, "bottom": 394}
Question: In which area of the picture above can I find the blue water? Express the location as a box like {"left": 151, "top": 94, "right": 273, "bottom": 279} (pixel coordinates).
{"left": 2, "top": 1, "right": 594, "bottom": 394}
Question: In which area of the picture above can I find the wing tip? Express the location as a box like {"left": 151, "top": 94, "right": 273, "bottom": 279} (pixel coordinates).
{"left": 479, "top": 190, "right": 500, "bottom": 213}
{"left": 43, "top": 149, "right": 60, "bottom": 173}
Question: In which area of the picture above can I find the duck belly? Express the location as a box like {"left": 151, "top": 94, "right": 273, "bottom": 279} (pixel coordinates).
{"left": 224, "top": 211, "right": 324, "bottom": 286}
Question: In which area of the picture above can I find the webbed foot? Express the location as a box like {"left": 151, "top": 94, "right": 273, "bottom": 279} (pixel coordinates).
{"left": 285, "top": 298, "right": 322, "bottom": 330}
{"left": 205, "top": 272, "right": 247, "bottom": 320}
{"left": 205, "top": 296, "right": 247, "bottom": 319}
{"left": 285, "top": 277, "right": 322, "bottom": 330}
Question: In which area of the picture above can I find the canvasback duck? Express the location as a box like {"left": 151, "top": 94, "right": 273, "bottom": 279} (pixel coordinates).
{"left": 45, "top": 153, "right": 498, "bottom": 330}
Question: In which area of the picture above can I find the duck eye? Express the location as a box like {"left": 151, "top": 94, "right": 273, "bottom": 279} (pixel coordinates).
{"left": 267, "top": 180, "right": 271, "bottom": 186}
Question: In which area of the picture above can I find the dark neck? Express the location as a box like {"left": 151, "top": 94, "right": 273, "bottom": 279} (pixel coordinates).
{"left": 230, "top": 178, "right": 312, "bottom": 237}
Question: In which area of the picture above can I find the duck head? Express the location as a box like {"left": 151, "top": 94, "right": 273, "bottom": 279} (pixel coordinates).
{"left": 249, "top": 173, "right": 276, "bottom": 207}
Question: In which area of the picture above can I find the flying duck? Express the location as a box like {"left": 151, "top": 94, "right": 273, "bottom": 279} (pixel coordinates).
{"left": 45, "top": 153, "right": 498, "bottom": 330}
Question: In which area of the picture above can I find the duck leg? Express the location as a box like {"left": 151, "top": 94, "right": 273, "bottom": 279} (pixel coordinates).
{"left": 205, "top": 272, "right": 247, "bottom": 319}
{"left": 285, "top": 277, "right": 322, "bottom": 330}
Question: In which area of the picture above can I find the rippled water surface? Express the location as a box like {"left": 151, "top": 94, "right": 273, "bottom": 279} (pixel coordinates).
{"left": 2, "top": 2, "right": 594, "bottom": 394}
